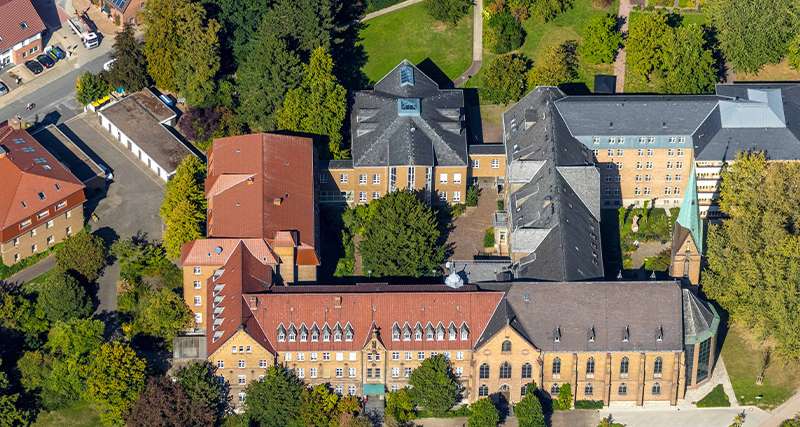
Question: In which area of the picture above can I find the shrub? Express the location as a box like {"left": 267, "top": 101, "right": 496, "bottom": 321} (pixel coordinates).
{"left": 527, "top": 41, "right": 579, "bottom": 88}
{"left": 553, "top": 383, "right": 572, "bottom": 410}
{"left": 581, "top": 14, "right": 622, "bottom": 64}
{"left": 487, "top": 10, "right": 526, "bottom": 54}
{"left": 484, "top": 228, "right": 496, "bottom": 248}
{"left": 425, "top": 0, "right": 472, "bottom": 25}
{"left": 466, "top": 185, "right": 480, "bottom": 207}
{"left": 468, "top": 398, "right": 499, "bottom": 427}
{"left": 575, "top": 400, "right": 604, "bottom": 409}
{"left": 789, "top": 33, "right": 800, "bottom": 70}
{"left": 497, "top": 199, "right": 505, "bottom": 210}
{"left": 55, "top": 230, "right": 107, "bottom": 283}
{"left": 483, "top": 54, "right": 530, "bottom": 104}
{"left": 451, "top": 203, "right": 467, "bottom": 218}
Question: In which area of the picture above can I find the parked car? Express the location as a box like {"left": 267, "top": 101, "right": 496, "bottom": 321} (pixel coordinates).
{"left": 24, "top": 60, "right": 43, "bottom": 75}
{"left": 0, "top": 82, "right": 8, "bottom": 96}
{"left": 49, "top": 46, "right": 66, "bottom": 60}
{"left": 103, "top": 58, "right": 116, "bottom": 72}
{"left": 36, "top": 54, "right": 55, "bottom": 69}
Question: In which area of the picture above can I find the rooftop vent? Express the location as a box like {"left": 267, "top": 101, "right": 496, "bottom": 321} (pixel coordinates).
{"left": 399, "top": 65, "right": 414, "bottom": 86}
{"left": 623, "top": 325, "right": 630, "bottom": 342}
{"left": 588, "top": 326, "right": 596, "bottom": 343}
{"left": 38, "top": 192, "right": 45, "bottom": 200}
{"left": 553, "top": 326, "right": 561, "bottom": 343}
{"left": 273, "top": 197, "right": 283, "bottom": 206}
{"left": 20, "top": 21, "right": 28, "bottom": 29}
{"left": 214, "top": 246, "right": 223, "bottom": 255}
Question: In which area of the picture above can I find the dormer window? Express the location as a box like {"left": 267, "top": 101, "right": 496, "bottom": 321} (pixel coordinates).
{"left": 623, "top": 326, "right": 630, "bottom": 343}
{"left": 299, "top": 325, "right": 308, "bottom": 342}
{"left": 448, "top": 324, "right": 457, "bottom": 341}
{"left": 656, "top": 325, "right": 664, "bottom": 342}
{"left": 333, "top": 324, "right": 343, "bottom": 342}
{"left": 322, "top": 325, "right": 331, "bottom": 342}
{"left": 311, "top": 325, "right": 320, "bottom": 342}
{"left": 392, "top": 324, "right": 401, "bottom": 341}
{"left": 344, "top": 324, "right": 354, "bottom": 342}
{"left": 288, "top": 325, "right": 297, "bottom": 342}
{"left": 399, "top": 65, "right": 414, "bottom": 86}
{"left": 403, "top": 324, "right": 411, "bottom": 341}
{"left": 425, "top": 324, "right": 434, "bottom": 341}
{"left": 460, "top": 324, "right": 469, "bottom": 340}
{"left": 553, "top": 326, "right": 562, "bottom": 343}
{"left": 414, "top": 324, "right": 423, "bottom": 341}
{"left": 436, "top": 324, "right": 445, "bottom": 341}
{"left": 588, "top": 326, "right": 596, "bottom": 343}
{"left": 277, "top": 325, "right": 286, "bottom": 342}
{"left": 38, "top": 192, "right": 46, "bottom": 200}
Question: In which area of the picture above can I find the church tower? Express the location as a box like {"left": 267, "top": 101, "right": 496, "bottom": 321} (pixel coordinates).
{"left": 670, "top": 165, "right": 703, "bottom": 284}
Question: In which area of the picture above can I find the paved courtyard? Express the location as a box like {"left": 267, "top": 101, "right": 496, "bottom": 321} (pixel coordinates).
{"left": 447, "top": 180, "right": 499, "bottom": 260}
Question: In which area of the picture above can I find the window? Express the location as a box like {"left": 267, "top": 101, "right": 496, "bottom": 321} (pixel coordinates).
{"left": 373, "top": 174, "right": 381, "bottom": 184}
{"left": 319, "top": 173, "right": 329, "bottom": 183}
{"left": 336, "top": 368, "right": 343, "bottom": 378}
{"left": 296, "top": 368, "right": 304, "bottom": 378}
{"left": 335, "top": 385, "right": 343, "bottom": 394}
{"left": 452, "top": 191, "right": 461, "bottom": 202}
{"left": 617, "top": 149, "right": 624, "bottom": 156}
{"left": 12, "top": 238, "right": 19, "bottom": 247}
{"left": 359, "top": 174, "right": 367, "bottom": 185}
{"left": 449, "top": 324, "right": 457, "bottom": 341}
{"left": 461, "top": 324, "right": 469, "bottom": 340}
{"left": 47, "top": 235, "right": 54, "bottom": 245}
{"left": 323, "top": 352, "right": 330, "bottom": 361}
{"left": 259, "top": 359, "right": 267, "bottom": 368}
{"left": 676, "top": 161, "right": 683, "bottom": 169}
{"left": 646, "top": 161, "right": 653, "bottom": 169}
{"left": 644, "top": 187, "right": 651, "bottom": 196}
{"left": 195, "top": 312, "right": 202, "bottom": 324}
{"left": 31, "top": 228, "right": 37, "bottom": 237}
{"left": 522, "top": 363, "right": 532, "bottom": 379}
{"left": 311, "top": 326, "right": 320, "bottom": 341}
{"left": 593, "top": 136, "right": 601, "bottom": 144}
{"left": 372, "top": 192, "right": 380, "bottom": 200}
{"left": 238, "top": 375, "right": 246, "bottom": 385}
{"left": 238, "top": 392, "right": 246, "bottom": 403}
{"left": 425, "top": 324, "right": 434, "bottom": 340}
{"left": 652, "top": 382, "right": 661, "bottom": 395}
{"left": 667, "top": 149, "right": 674, "bottom": 156}
{"left": 348, "top": 385, "right": 357, "bottom": 396}
{"left": 19, "top": 219, "right": 31, "bottom": 229}
{"left": 297, "top": 353, "right": 305, "bottom": 361}
{"left": 217, "top": 360, "right": 224, "bottom": 368}
{"left": 669, "top": 137, "right": 677, "bottom": 144}
{"left": 678, "top": 136, "right": 686, "bottom": 144}
{"left": 285, "top": 353, "right": 292, "bottom": 361}
{"left": 277, "top": 326, "right": 286, "bottom": 342}
{"left": 608, "top": 137, "right": 616, "bottom": 144}
{"left": 340, "top": 174, "right": 348, "bottom": 184}
{"left": 359, "top": 192, "right": 367, "bottom": 203}
{"left": 418, "top": 352, "right": 425, "bottom": 360}
{"left": 607, "top": 149, "right": 614, "bottom": 157}
{"left": 344, "top": 325, "right": 354, "bottom": 341}
{"left": 500, "top": 362, "right": 511, "bottom": 379}
{"left": 392, "top": 325, "right": 400, "bottom": 341}
{"left": 374, "top": 368, "right": 381, "bottom": 378}
{"left": 194, "top": 296, "right": 201, "bottom": 306}
{"left": 677, "top": 149, "right": 684, "bottom": 156}
{"left": 407, "top": 167, "right": 415, "bottom": 187}
{"left": 300, "top": 326, "right": 308, "bottom": 342}
{"left": 66, "top": 226, "right": 72, "bottom": 235}
{"left": 552, "top": 358, "right": 561, "bottom": 375}
{"left": 491, "top": 159, "right": 500, "bottom": 169}
{"left": 439, "top": 173, "right": 448, "bottom": 184}
{"left": 471, "top": 159, "right": 480, "bottom": 168}
{"left": 455, "top": 367, "right": 463, "bottom": 377}
{"left": 618, "top": 383, "right": 628, "bottom": 395}
{"left": 620, "top": 357, "right": 630, "bottom": 376}
{"left": 479, "top": 385, "right": 489, "bottom": 397}
{"left": 193, "top": 266, "right": 201, "bottom": 274}
{"left": 550, "top": 384, "right": 560, "bottom": 395}
{"left": 349, "top": 352, "right": 357, "bottom": 361}
{"left": 501, "top": 340, "right": 512, "bottom": 352}
{"left": 349, "top": 367, "right": 356, "bottom": 378}
{"left": 403, "top": 325, "right": 411, "bottom": 341}
{"left": 311, "top": 352, "right": 318, "bottom": 361}
{"left": 193, "top": 280, "right": 201, "bottom": 289}
{"left": 636, "top": 161, "right": 643, "bottom": 170}
{"left": 637, "top": 149, "right": 644, "bottom": 156}
{"left": 310, "top": 367, "right": 318, "bottom": 378}
{"left": 288, "top": 326, "right": 297, "bottom": 342}
{"left": 392, "top": 367, "right": 400, "bottom": 378}
{"left": 390, "top": 167, "right": 397, "bottom": 191}
{"left": 585, "top": 383, "right": 593, "bottom": 396}
{"left": 415, "top": 325, "right": 423, "bottom": 341}
{"left": 438, "top": 191, "right": 447, "bottom": 201}
{"left": 335, "top": 352, "right": 344, "bottom": 361}
{"left": 436, "top": 324, "right": 445, "bottom": 341}
{"left": 323, "top": 326, "right": 331, "bottom": 341}
{"left": 479, "top": 364, "right": 490, "bottom": 379}
{"left": 405, "top": 352, "right": 412, "bottom": 360}
{"left": 392, "top": 352, "right": 400, "bottom": 360}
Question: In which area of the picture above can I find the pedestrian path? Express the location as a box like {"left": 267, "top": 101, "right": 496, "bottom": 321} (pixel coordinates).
{"left": 454, "top": 0, "right": 484, "bottom": 87}
{"left": 613, "top": 0, "right": 633, "bottom": 93}
{"left": 362, "top": 0, "right": 424, "bottom": 21}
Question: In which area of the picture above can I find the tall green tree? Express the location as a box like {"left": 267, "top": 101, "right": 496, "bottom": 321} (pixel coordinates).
{"left": 300, "top": 384, "right": 343, "bottom": 427}
{"left": 128, "top": 376, "right": 215, "bottom": 426}
{"left": 208, "top": 0, "right": 271, "bottom": 68}
{"left": 515, "top": 384, "right": 545, "bottom": 427}
{"left": 659, "top": 24, "right": 718, "bottom": 94}
{"left": 408, "top": 354, "right": 460, "bottom": 416}
{"left": 85, "top": 342, "right": 147, "bottom": 426}
{"left": 160, "top": 155, "right": 206, "bottom": 260}
{"left": 55, "top": 229, "right": 107, "bottom": 283}
{"left": 126, "top": 287, "right": 192, "bottom": 344}
{"left": 706, "top": 0, "right": 799, "bottom": 73}
{"left": 487, "top": 10, "right": 526, "bottom": 54}
{"left": 0, "top": 358, "right": 28, "bottom": 426}
{"left": 107, "top": 23, "right": 149, "bottom": 92}
{"left": 237, "top": 23, "right": 302, "bottom": 131}
{"left": 527, "top": 0, "right": 571, "bottom": 21}
{"left": 277, "top": 47, "right": 348, "bottom": 159}
{"left": 581, "top": 13, "right": 622, "bottom": 64}
{"left": 243, "top": 365, "right": 305, "bottom": 427}
{"left": 36, "top": 272, "right": 93, "bottom": 323}
{"left": 468, "top": 398, "right": 500, "bottom": 427}
{"left": 174, "top": 361, "right": 229, "bottom": 420}
{"left": 425, "top": 0, "right": 471, "bottom": 25}
{"left": 703, "top": 152, "right": 800, "bottom": 358}
{"left": 625, "top": 12, "right": 671, "bottom": 85}
{"left": 483, "top": 54, "right": 529, "bottom": 104}
{"left": 75, "top": 72, "right": 110, "bottom": 105}
{"left": 789, "top": 33, "right": 800, "bottom": 70}
{"left": 358, "top": 191, "right": 445, "bottom": 278}
{"left": 527, "top": 41, "right": 579, "bottom": 87}
{"left": 260, "top": 0, "right": 336, "bottom": 60}
{"left": 386, "top": 388, "right": 415, "bottom": 423}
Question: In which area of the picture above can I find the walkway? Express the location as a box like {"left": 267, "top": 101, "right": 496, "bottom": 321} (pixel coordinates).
{"left": 759, "top": 391, "right": 800, "bottom": 427}
{"left": 1, "top": 255, "right": 56, "bottom": 287}
{"left": 683, "top": 357, "right": 739, "bottom": 406}
{"left": 362, "top": 0, "right": 424, "bottom": 21}
{"left": 613, "top": 0, "right": 633, "bottom": 93}
{"left": 447, "top": 180, "right": 497, "bottom": 259}
{"left": 454, "top": 0, "right": 484, "bottom": 87}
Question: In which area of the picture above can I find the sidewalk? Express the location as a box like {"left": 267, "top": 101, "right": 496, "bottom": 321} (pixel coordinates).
{"left": 362, "top": 0, "right": 424, "bottom": 21}
{"left": 1, "top": 254, "right": 56, "bottom": 286}
{"left": 759, "top": 391, "right": 800, "bottom": 427}
{"left": 613, "top": 0, "right": 632, "bottom": 93}
{"left": 453, "top": 0, "right": 484, "bottom": 87}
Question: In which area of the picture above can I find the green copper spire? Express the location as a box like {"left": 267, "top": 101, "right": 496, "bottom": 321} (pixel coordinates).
{"left": 676, "top": 164, "right": 702, "bottom": 252}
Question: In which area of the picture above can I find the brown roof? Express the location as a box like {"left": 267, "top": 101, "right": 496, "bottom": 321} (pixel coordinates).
{"left": 206, "top": 133, "right": 317, "bottom": 250}
{"left": 247, "top": 290, "right": 505, "bottom": 353}
{"left": 0, "top": 0, "right": 45, "bottom": 52}
{"left": 0, "top": 125, "right": 85, "bottom": 231}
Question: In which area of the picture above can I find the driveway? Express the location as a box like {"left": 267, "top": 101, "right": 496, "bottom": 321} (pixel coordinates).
{"left": 58, "top": 114, "right": 165, "bottom": 311}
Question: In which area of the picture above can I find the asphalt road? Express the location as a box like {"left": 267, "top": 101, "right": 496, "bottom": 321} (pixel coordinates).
{"left": 0, "top": 52, "right": 110, "bottom": 126}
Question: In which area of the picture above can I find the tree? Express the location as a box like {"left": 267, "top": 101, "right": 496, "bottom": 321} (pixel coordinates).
{"left": 237, "top": 22, "right": 302, "bottom": 132}
{"left": 107, "top": 23, "right": 149, "bottom": 92}
{"left": 174, "top": 361, "right": 229, "bottom": 420}
{"left": 487, "top": 10, "right": 526, "bottom": 54}
{"left": 408, "top": 354, "right": 459, "bottom": 415}
{"left": 55, "top": 229, "right": 107, "bottom": 283}
{"left": 659, "top": 24, "right": 718, "bottom": 94}
{"left": 528, "top": 0, "right": 571, "bottom": 21}
{"left": 425, "top": 0, "right": 471, "bottom": 25}
{"left": 706, "top": 0, "right": 799, "bottom": 73}
{"left": 178, "top": 107, "right": 243, "bottom": 151}
{"left": 85, "top": 342, "right": 147, "bottom": 426}
{"left": 788, "top": 34, "right": 800, "bottom": 70}
{"left": 128, "top": 376, "right": 215, "bottom": 427}
{"left": 75, "top": 72, "right": 110, "bottom": 105}
{"left": 111, "top": 237, "right": 180, "bottom": 289}
{"left": 36, "top": 272, "right": 93, "bottom": 323}
{"left": 554, "top": 383, "right": 572, "bottom": 410}
{"left": 0, "top": 359, "right": 28, "bottom": 426}
{"left": 581, "top": 14, "right": 622, "bottom": 64}
{"left": 212, "top": 0, "right": 272, "bottom": 68}
{"left": 527, "top": 41, "right": 579, "bottom": 87}
{"left": 46, "top": 318, "right": 104, "bottom": 357}
{"left": 300, "top": 384, "right": 342, "bottom": 427}
{"left": 515, "top": 384, "right": 545, "bottom": 427}
{"left": 386, "top": 388, "right": 415, "bottom": 423}
{"left": 260, "top": 0, "right": 336, "bottom": 60}
{"left": 483, "top": 54, "right": 529, "bottom": 104}
{"left": 359, "top": 191, "right": 445, "bottom": 278}
{"left": 468, "top": 398, "right": 499, "bottom": 427}
{"left": 160, "top": 155, "right": 206, "bottom": 260}
{"left": 625, "top": 12, "right": 670, "bottom": 84}
{"left": 243, "top": 365, "right": 304, "bottom": 427}
{"left": 703, "top": 152, "right": 800, "bottom": 358}
{"left": 127, "top": 287, "right": 192, "bottom": 343}
{"left": 277, "top": 47, "right": 348, "bottom": 159}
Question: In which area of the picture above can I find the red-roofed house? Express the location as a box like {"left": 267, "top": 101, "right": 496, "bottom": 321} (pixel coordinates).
{"left": 0, "top": 124, "right": 85, "bottom": 265}
{"left": 0, "top": 0, "right": 46, "bottom": 66}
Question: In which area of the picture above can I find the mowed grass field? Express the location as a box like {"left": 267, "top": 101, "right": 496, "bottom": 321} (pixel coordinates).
{"left": 359, "top": 3, "right": 474, "bottom": 83}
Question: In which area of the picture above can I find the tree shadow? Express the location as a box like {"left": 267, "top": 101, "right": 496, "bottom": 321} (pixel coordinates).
{"left": 489, "top": 392, "right": 511, "bottom": 422}
{"left": 333, "top": 0, "right": 369, "bottom": 90}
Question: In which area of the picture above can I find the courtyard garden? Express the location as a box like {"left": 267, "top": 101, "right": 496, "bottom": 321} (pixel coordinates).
{"left": 359, "top": 3, "right": 474, "bottom": 83}
{"left": 601, "top": 205, "right": 677, "bottom": 279}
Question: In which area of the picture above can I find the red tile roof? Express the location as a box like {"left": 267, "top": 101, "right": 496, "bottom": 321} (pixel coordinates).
{"left": 0, "top": 125, "right": 85, "bottom": 233}
{"left": 206, "top": 133, "right": 317, "bottom": 252}
{"left": 180, "top": 238, "right": 279, "bottom": 266}
{"left": 0, "top": 0, "right": 45, "bottom": 52}
{"left": 245, "top": 290, "right": 505, "bottom": 353}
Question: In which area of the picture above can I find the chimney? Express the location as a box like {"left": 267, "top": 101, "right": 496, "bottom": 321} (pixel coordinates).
{"left": 334, "top": 296, "right": 342, "bottom": 309}
{"left": 273, "top": 197, "right": 283, "bottom": 206}
{"left": 249, "top": 296, "right": 258, "bottom": 310}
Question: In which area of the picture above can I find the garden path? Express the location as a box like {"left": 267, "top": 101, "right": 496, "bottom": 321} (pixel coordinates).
{"left": 362, "top": 0, "right": 424, "bottom": 21}
{"left": 614, "top": 0, "right": 633, "bottom": 92}
{"left": 454, "top": 0, "right": 484, "bottom": 87}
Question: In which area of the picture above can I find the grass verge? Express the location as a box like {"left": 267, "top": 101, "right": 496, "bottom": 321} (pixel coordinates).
{"left": 696, "top": 384, "right": 731, "bottom": 407}
{"left": 33, "top": 401, "right": 101, "bottom": 427}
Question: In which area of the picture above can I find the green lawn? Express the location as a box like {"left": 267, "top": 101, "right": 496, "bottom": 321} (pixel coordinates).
{"left": 721, "top": 324, "right": 800, "bottom": 409}
{"left": 695, "top": 384, "right": 731, "bottom": 407}
{"left": 359, "top": 3, "right": 474, "bottom": 83}
{"left": 33, "top": 401, "right": 101, "bottom": 427}
{"left": 468, "top": 0, "right": 618, "bottom": 94}
{"left": 22, "top": 269, "right": 58, "bottom": 293}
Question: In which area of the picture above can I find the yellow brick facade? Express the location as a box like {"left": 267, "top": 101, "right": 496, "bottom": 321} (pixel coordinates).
{"left": 208, "top": 330, "right": 273, "bottom": 405}
{"left": 0, "top": 205, "right": 83, "bottom": 266}
{"left": 182, "top": 265, "right": 220, "bottom": 331}
{"left": 469, "top": 153, "right": 506, "bottom": 179}
{"left": 472, "top": 325, "right": 540, "bottom": 403}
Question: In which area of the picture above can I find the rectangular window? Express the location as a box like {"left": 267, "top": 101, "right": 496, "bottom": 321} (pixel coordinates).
{"left": 310, "top": 368, "right": 317, "bottom": 378}
{"left": 418, "top": 352, "right": 425, "bottom": 360}
{"left": 677, "top": 149, "right": 684, "bottom": 156}
{"left": 392, "top": 352, "right": 400, "bottom": 360}
{"left": 217, "top": 360, "right": 224, "bottom": 368}
{"left": 367, "top": 368, "right": 373, "bottom": 378}
{"left": 439, "top": 173, "right": 448, "bottom": 184}
{"left": 405, "top": 352, "right": 412, "bottom": 360}
{"left": 259, "top": 359, "right": 267, "bottom": 368}
{"left": 19, "top": 219, "right": 31, "bottom": 229}
{"left": 359, "top": 174, "right": 367, "bottom": 185}
{"left": 593, "top": 136, "right": 600, "bottom": 144}
{"left": 195, "top": 312, "right": 202, "bottom": 324}
{"left": 349, "top": 367, "right": 356, "bottom": 378}
{"left": 404, "top": 367, "right": 412, "bottom": 377}
{"left": 456, "top": 351, "right": 463, "bottom": 360}
{"left": 491, "top": 159, "right": 500, "bottom": 169}
{"left": 238, "top": 360, "right": 245, "bottom": 368}
{"left": 407, "top": 167, "right": 416, "bottom": 187}
{"left": 636, "top": 162, "right": 642, "bottom": 170}
{"left": 336, "top": 352, "right": 344, "bottom": 361}
{"left": 66, "top": 226, "right": 72, "bottom": 236}
{"left": 56, "top": 201, "right": 67, "bottom": 210}
{"left": 452, "top": 191, "right": 461, "bottom": 202}
{"left": 616, "top": 149, "right": 624, "bottom": 156}
{"left": 373, "top": 174, "right": 381, "bottom": 184}
{"left": 297, "top": 353, "right": 305, "bottom": 361}
{"left": 31, "top": 228, "right": 37, "bottom": 237}
{"left": 391, "top": 367, "right": 400, "bottom": 378}
{"left": 349, "top": 352, "right": 357, "bottom": 361}
{"left": 607, "top": 149, "right": 614, "bottom": 157}
{"left": 238, "top": 375, "right": 246, "bottom": 385}
{"left": 359, "top": 192, "right": 367, "bottom": 203}
{"left": 66, "top": 210, "right": 72, "bottom": 219}
{"left": 471, "top": 159, "right": 480, "bottom": 168}
{"left": 296, "top": 368, "right": 304, "bottom": 378}
{"left": 676, "top": 161, "right": 683, "bottom": 169}
{"left": 455, "top": 367, "right": 463, "bottom": 377}
{"left": 323, "top": 352, "right": 330, "bottom": 361}
{"left": 336, "top": 368, "right": 343, "bottom": 378}
{"left": 193, "top": 280, "right": 201, "bottom": 289}
{"left": 453, "top": 173, "right": 462, "bottom": 184}
{"left": 372, "top": 192, "right": 380, "bottom": 200}
{"left": 285, "top": 353, "right": 292, "bottom": 361}
{"left": 193, "top": 266, "right": 201, "bottom": 275}
{"left": 37, "top": 210, "right": 49, "bottom": 220}
{"left": 389, "top": 167, "right": 397, "bottom": 191}
{"left": 47, "top": 235, "right": 54, "bottom": 245}
{"left": 319, "top": 173, "right": 329, "bottom": 183}
{"left": 340, "top": 174, "right": 348, "bottom": 184}
{"left": 646, "top": 161, "right": 653, "bottom": 169}
{"left": 311, "top": 352, "right": 318, "bottom": 361}
{"left": 194, "top": 296, "right": 201, "bottom": 306}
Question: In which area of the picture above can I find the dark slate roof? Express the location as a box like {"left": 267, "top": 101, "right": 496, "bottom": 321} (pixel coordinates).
{"left": 449, "top": 259, "right": 513, "bottom": 284}
{"left": 481, "top": 281, "right": 684, "bottom": 352}
{"left": 682, "top": 289, "right": 719, "bottom": 345}
{"left": 351, "top": 60, "right": 468, "bottom": 167}
{"left": 503, "top": 88, "right": 603, "bottom": 282}
{"left": 468, "top": 143, "right": 505, "bottom": 155}
{"left": 324, "top": 159, "right": 354, "bottom": 169}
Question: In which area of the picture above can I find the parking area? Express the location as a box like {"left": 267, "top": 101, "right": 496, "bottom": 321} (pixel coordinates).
{"left": 58, "top": 114, "right": 165, "bottom": 310}
{"left": 32, "top": 124, "right": 106, "bottom": 191}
